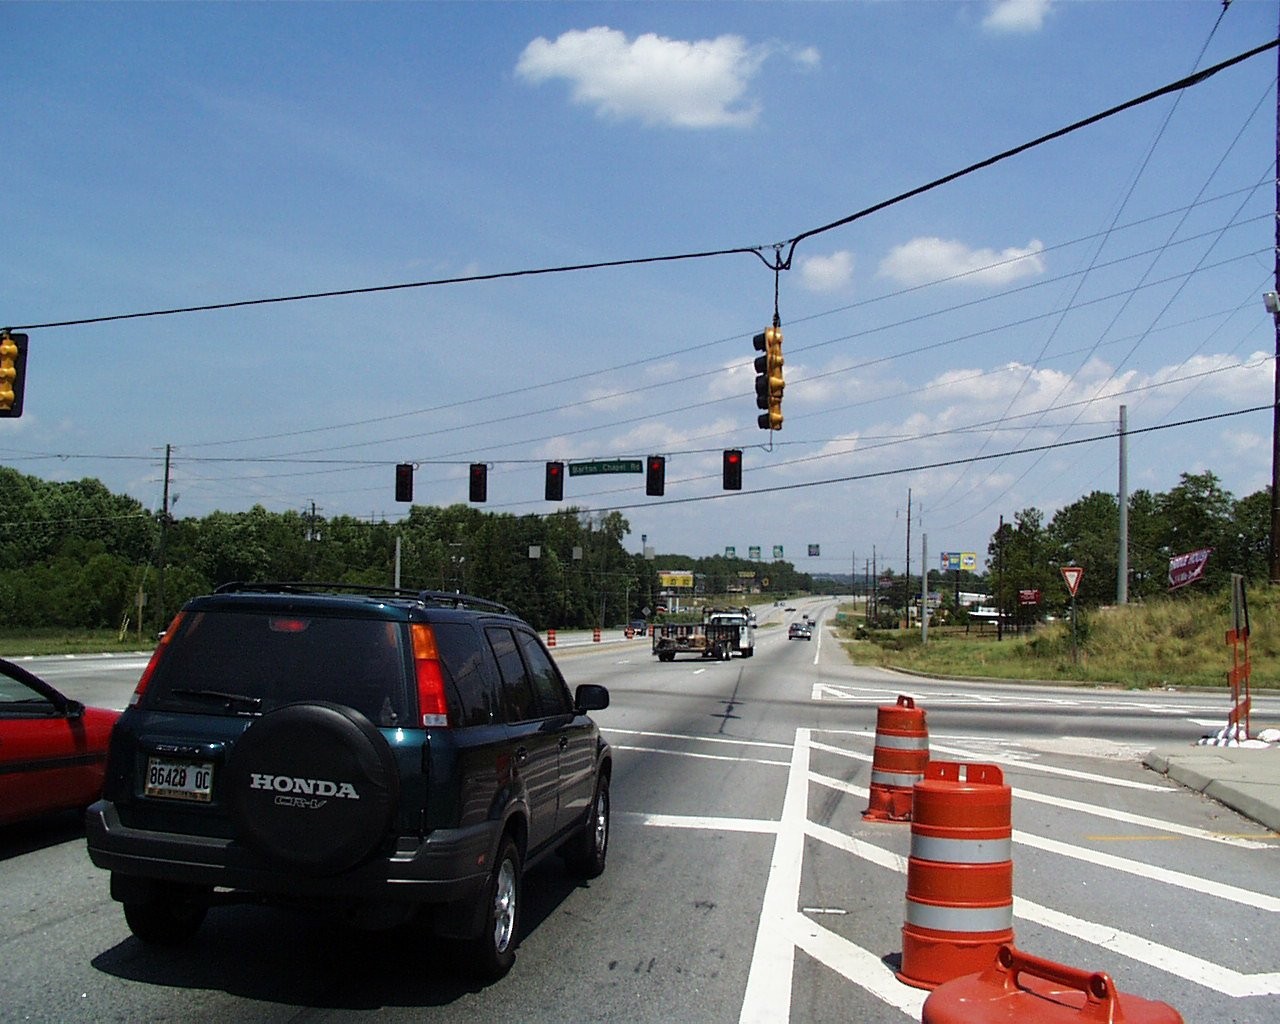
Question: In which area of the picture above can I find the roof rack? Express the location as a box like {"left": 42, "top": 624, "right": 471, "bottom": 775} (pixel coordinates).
{"left": 416, "top": 590, "right": 511, "bottom": 614}
{"left": 213, "top": 581, "right": 512, "bottom": 615}
{"left": 215, "top": 581, "right": 413, "bottom": 598}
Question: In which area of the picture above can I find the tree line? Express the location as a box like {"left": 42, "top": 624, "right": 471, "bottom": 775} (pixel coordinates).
{"left": 0, "top": 467, "right": 1265, "bottom": 633}
{"left": 0, "top": 467, "right": 815, "bottom": 633}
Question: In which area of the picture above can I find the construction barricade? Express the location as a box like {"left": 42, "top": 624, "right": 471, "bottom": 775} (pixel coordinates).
{"left": 863, "top": 695, "right": 929, "bottom": 822}
{"left": 922, "top": 944, "right": 1184, "bottom": 1023}
{"left": 898, "top": 761, "right": 1014, "bottom": 990}
{"left": 546, "top": 629, "right": 556, "bottom": 648}
{"left": 592, "top": 627, "right": 601, "bottom": 643}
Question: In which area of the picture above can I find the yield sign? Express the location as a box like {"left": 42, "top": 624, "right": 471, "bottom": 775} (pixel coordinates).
{"left": 1061, "top": 565, "right": 1084, "bottom": 597}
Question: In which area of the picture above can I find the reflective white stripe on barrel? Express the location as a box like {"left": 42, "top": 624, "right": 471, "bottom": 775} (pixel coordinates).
{"left": 904, "top": 900, "right": 1014, "bottom": 932}
{"left": 874, "top": 733, "right": 929, "bottom": 750}
{"left": 871, "top": 769, "right": 927, "bottom": 787}
{"left": 910, "top": 835, "right": 1013, "bottom": 864}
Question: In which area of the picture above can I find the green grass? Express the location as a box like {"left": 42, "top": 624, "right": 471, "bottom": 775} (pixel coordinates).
{"left": 0, "top": 628, "right": 157, "bottom": 658}
{"left": 836, "top": 586, "right": 1275, "bottom": 690}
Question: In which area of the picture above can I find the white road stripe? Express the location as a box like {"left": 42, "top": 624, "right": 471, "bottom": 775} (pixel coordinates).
{"left": 804, "top": 793, "right": 1280, "bottom": 997}
{"left": 604, "top": 728, "right": 793, "bottom": 750}
{"left": 616, "top": 811, "right": 779, "bottom": 834}
{"left": 612, "top": 744, "right": 789, "bottom": 767}
{"left": 808, "top": 773, "right": 1280, "bottom": 906}
{"left": 739, "top": 728, "right": 811, "bottom": 1024}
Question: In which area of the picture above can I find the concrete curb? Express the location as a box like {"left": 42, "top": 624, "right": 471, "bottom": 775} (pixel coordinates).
{"left": 1144, "top": 747, "right": 1280, "bottom": 834}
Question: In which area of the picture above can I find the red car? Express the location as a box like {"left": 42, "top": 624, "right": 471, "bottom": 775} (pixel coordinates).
{"left": 0, "top": 657, "right": 120, "bottom": 826}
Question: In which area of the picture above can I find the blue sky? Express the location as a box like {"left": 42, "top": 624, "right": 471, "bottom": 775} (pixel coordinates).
{"left": 3, "top": 1, "right": 1278, "bottom": 578}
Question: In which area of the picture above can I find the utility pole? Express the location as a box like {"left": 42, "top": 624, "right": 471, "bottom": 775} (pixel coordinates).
{"left": 997, "top": 514, "right": 1005, "bottom": 642}
{"left": 921, "top": 532, "right": 929, "bottom": 645}
{"left": 904, "top": 488, "right": 912, "bottom": 627}
{"left": 157, "top": 443, "right": 171, "bottom": 631}
{"left": 1271, "top": 8, "right": 1280, "bottom": 585}
{"left": 1118, "top": 405, "right": 1129, "bottom": 604}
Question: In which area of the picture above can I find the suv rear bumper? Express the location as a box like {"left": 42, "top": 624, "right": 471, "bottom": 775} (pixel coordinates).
{"left": 85, "top": 799, "right": 496, "bottom": 905}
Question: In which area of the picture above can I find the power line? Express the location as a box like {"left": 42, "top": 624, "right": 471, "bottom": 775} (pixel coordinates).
{"left": 8, "top": 39, "right": 1275, "bottom": 335}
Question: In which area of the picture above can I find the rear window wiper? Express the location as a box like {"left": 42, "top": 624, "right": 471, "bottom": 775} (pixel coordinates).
{"left": 168, "top": 688, "right": 264, "bottom": 712}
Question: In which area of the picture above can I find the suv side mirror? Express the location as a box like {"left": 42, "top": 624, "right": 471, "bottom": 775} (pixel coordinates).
{"left": 574, "top": 684, "right": 610, "bottom": 712}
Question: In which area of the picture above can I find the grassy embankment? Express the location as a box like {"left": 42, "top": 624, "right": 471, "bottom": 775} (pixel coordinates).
{"left": 835, "top": 585, "right": 1278, "bottom": 690}
{"left": 0, "top": 628, "right": 157, "bottom": 658}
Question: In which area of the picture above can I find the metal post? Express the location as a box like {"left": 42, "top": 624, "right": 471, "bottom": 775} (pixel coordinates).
{"left": 921, "top": 532, "right": 929, "bottom": 645}
{"left": 1118, "top": 405, "right": 1129, "bottom": 604}
{"left": 1271, "top": 18, "right": 1280, "bottom": 585}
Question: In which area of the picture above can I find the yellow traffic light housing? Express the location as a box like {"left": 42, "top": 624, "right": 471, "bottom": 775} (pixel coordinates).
{"left": 752, "top": 325, "right": 783, "bottom": 431}
{"left": 0, "top": 331, "right": 28, "bottom": 418}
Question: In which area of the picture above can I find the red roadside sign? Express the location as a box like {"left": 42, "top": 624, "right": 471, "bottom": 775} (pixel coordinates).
{"left": 1061, "top": 566, "right": 1084, "bottom": 597}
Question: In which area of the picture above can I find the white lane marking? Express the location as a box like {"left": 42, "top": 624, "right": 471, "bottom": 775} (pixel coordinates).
{"left": 1013, "top": 830, "right": 1280, "bottom": 910}
{"left": 803, "top": 787, "right": 1280, "bottom": 998}
{"left": 928, "top": 738, "right": 1179, "bottom": 791}
{"left": 740, "top": 727, "right": 809, "bottom": 1024}
{"left": 789, "top": 916, "right": 927, "bottom": 1020}
{"left": 604, "top": 728, "right": 792, "bottom": 750}
{"left": 809, "top": 758, "right": 1269, "bottom": 851}
{"left": 809, "top": 682, "right": 1271, "bottom": 717}
{"left": 612, "top": 745, "right": 789, "bottom": 768}
{"left": 1017, "top": 897, "right": 1280, "bottom": 998}
{"left": 616, "top": 812, "right": 778, "bottom": 834}
{"left": 810, "top": 770, "right": 1278, "bottom": 907}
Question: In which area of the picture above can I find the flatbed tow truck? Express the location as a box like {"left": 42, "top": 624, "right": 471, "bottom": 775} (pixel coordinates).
{"left": 652, "top": 607, "right": 756, "bottom": 662}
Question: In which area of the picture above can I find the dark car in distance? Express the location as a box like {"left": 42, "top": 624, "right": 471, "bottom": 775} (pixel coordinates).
{"left": 788, "top": 622, "right": 812, "bottom": 641}
{"left": 85, "top": 584, "right": 611, "bottom": 980}
{"left": 0, "top": 657, "right": 120, "bottom": 827}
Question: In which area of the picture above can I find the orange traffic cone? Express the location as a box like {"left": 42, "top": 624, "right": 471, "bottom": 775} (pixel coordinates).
{"left": 898, "top": 761, "right": 1014, "bottom": 990}
{"left": 863, "top": 695, "right": 929, "bottom": 822}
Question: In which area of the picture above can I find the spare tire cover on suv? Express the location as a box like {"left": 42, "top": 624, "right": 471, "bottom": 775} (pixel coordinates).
{"left": 225, "top": 702, "right": 400, "bottom": 876}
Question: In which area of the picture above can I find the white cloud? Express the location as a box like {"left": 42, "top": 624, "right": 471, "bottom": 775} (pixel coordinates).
{"left": 983, "top": 0, "right": 1052, "bottom": 34}
{"left": 516, "top": 27, "right": 767, "bottom": 128}
{"left": 799, "top": 250, "right": 854, "bottom": 293}
{"left": 878, "top": 237, "right": 1046, "bottom": 287}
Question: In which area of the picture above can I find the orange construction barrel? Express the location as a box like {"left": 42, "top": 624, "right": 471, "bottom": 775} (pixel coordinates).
{"left": 863, "top": 695, "right": 929, "bottom": 822}
{"left": 547, "top": 629, "right": 557, "bottom": 648}
{"left": 592, "top": 627, "right": 601, "bottom": 643}
{"left": 898, "top": 761, "right": 1014, "bottom": 990}
{"left": 922, "top": 945, "right": 1184, "bottom": 1023}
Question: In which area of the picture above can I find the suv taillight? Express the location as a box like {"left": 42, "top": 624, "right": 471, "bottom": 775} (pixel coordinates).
{"left": 410, "top": 623, "right": 451, "bottom": 727}
{"left": 130, "top": 611, "right": 185, "bottom": 706}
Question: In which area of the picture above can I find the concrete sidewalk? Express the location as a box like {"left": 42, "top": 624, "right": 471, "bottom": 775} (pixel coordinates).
{"left": 1144, "top": 745, "right": 1280, "bottom": 834}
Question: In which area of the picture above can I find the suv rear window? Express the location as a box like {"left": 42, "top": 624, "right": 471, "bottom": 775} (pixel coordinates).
{"left": 145, "top": 610, "right": 408, "bottom": 726}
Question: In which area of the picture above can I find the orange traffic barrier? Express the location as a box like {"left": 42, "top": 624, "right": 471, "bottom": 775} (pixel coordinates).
{"left": 898, "top": 761, "right": 1013, "bottom": 990}
{"left": 863, "top": 695, "right": 929, "bottom": 822}
{"left": 592, "top": 627, "right": 601, "bottom": 643}
{"left": 547, "top": 629, "right": 556, "bottom": 648}
{"left": 922, "top": 945, "right": 1184, "bottom": 1023}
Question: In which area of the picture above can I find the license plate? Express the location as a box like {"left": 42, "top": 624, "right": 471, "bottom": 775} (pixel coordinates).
{"left": 145, "top": 757, "right": 214, "bottom": 802}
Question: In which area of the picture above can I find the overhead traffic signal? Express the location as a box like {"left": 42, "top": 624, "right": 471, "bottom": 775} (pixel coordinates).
{"left": 646, "top": 455, "right": 665, "bottom": 496}
{"left": 545, "top": 461, "right": 564, "bottom": 501}
{"left": 0, "top": 331, "right": 28, "bottom": 418}
{"left": 753, "top": 324, "right": 783, "bottom": 431}
{"left": 394, "top": 463, "right": 414, "bottom": 502}
{"left": 469, "top": 463, "right": 488, "bottom": 503}
{"left": 723, "top": 449, "right": 742, "bottom": 490}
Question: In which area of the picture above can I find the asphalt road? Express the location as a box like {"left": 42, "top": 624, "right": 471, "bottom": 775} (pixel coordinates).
{"left": 3, "top": 599, "right": 1278, "bottom": 1022}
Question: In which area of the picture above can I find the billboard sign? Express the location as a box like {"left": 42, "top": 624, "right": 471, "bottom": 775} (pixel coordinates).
{"left": 1169, "top": 548, "right": 1212, "bottom": 590}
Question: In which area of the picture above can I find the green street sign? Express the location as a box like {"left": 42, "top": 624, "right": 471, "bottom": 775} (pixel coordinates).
{"left": 569, "top": 459, "right": 643, "bottom": 477}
